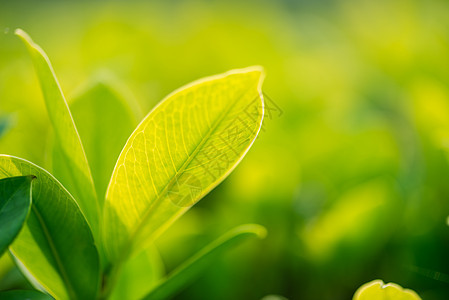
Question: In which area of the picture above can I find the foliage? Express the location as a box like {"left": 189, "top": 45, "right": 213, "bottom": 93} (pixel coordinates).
{"left": 0, "top": 30, "right": 265, "bottom": 299}
{"left": 1, "top": 0, "right": 449, "bottom": 299}
{"left": 0, "top": 290, "right": 53, "bottom": 300}
{"left": 0, "top": 176, "right": 33, "bottom": 256}
{"left": 353, "top": 280, "right": 422, "bottom": 300}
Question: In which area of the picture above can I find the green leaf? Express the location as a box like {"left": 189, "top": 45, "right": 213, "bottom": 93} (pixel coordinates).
{"left": 109, "top": 246, "right": 164, "bottom": 300}
{"left": 69, "top": 81, "right": 137, "bottom": 202}
{"left": 14, "top": 29, "right": 99, "bottom": 237}
{"left": 103, "top": 67, "right": 265, "bottom": 265}
{"left": 353, "top": 280, "right": 422, "bottom": 300}
{"left": 0, "top": 176, "right": 34, "bottom": 256}
{"left": 0, "top": 290, "right": 53, "bottom": 300}
{"left": 142, "top": 224, "right": 266, "bottom": 300}
{"left": 0, "top": 155, "right": 100, "bottom": 300}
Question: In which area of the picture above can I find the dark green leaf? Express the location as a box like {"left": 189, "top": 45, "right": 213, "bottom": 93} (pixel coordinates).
{"left": 0, "top": 155, "right": 100, "bottom": 300}
{"left": 0, "top": 176, "right": 34, "bottom": 256}
{"left": 0, "top": 290, "right": 53, "bottom": 300}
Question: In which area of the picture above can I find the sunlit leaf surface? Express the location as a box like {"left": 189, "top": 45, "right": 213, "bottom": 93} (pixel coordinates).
{"left": 353, "top": 280, "right": 421, "bottom": 300}
{"left": 103, "top": 67, "right": 265, "bottom": 264}
{"left": 0, "top": 176, "right": 33, "bottom": 256}
{"left": 14, "top": 29, "right": 99, "bottom": 237}
{"left": 0, "top": 155, "right": 99, "bottom": 300}
{"left": 1, "top": 2, "right": 449, "bottom": 299}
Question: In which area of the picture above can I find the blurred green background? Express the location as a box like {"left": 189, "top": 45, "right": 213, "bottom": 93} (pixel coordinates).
{"left": 1, "top": 0, "right": 449, "bottom": 299}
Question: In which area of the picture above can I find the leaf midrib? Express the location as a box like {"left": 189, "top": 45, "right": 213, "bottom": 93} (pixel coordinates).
{"left": 32, "top": 204, "right": 77, "bottom": 300}
{"left": 119, "top": 87, "right": 258, "bottom": 261}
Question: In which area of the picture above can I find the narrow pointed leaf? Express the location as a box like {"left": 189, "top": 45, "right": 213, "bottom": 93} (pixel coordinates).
{"left": 14, "top": 29, "right": 99, "bottom": 236}
{"left": 103, "top": 67, "right": 265, "bottom": 265}
{"left": 142, "top": 224, "right": 267, "bottom": 300}
{"left": 69, "top": 81, "right": 137, "bottom": 202}
{"left": 0, "top": 290, "right": 53, "bottom": 300}
{"left": 0, "top": 176, "right": 34, "bottom": 256}
{"left": 353, "top": 280, "right": 421, "bottom": 300}
{"left": 0, "top": 155, "right": 100, "bottom": 300}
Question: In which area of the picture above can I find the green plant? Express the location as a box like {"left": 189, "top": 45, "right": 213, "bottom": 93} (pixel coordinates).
{"left": 0, "top": 29, "right": 266, "bottom": 300}
{"left": 353, "top": 280, "right": 422, "bottom": 300}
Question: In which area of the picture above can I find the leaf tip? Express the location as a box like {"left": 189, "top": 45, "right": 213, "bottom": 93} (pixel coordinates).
{"left": 237, "top": 224, "right": 267, "bottom": 239}
{"left": 253, "top": 224, "right": 268, "bottom": 239}
{"left": 14, "top": 28, "right": 25, "bottom": 36}
{"left": 14, "top": 28, "right": 31, "bottom": 43}
{"left": 223, "top": 66, "right": 265, "bottom": 83}
{"left": 245, "top": 65, "right": 264, "bottom": 73}
{"left": 14, "top": 28, "right": 40, "bottom": 54}
{"left": 14, "top": 28, "right": 45, "bottom": 57}
{"left": 238, "top": 65, "right": 265, "bottom": 81}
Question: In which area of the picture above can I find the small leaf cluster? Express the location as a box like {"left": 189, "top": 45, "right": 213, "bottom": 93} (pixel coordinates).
{"left": 0, "top": 30, "right": 266, "bottom": 300}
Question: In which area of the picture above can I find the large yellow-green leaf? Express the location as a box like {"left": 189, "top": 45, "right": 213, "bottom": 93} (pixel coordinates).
{"left": 0, "top": 176, "right": 33, "bottom": 256}
{"left": 69, "top": 81, "right": 137, "bottom": 202}
{"left": 353, "top": 280, "right": 421, "bottom": 300}
{"left": 103, "top": 67, "right": 265, "bottom": 265}
{"left": 14, "top": 29, "right": 99, "bottom": 237}
{"left": 0, "top": 155, "right": 100, "bottom": 300}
